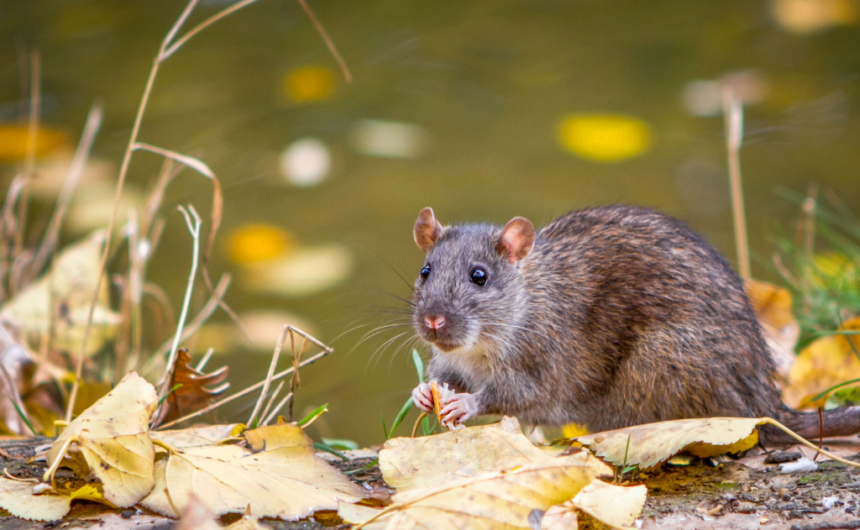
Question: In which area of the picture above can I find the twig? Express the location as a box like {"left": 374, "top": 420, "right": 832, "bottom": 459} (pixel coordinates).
{"left": 296, "top": 0, "right": 352, "bottom": 83}
{"left": 258, "top": 380, "right": 284, "bottom": 427}
{"left": 288, "top": 334, "right": 309, "bottom": 422}
{"left": 723, "top": 86, "right": 750, "bottom": 280}
{"left": 196, "top": 347, "right": 215, "bottom": 372}
{"left": 161, "top": 0, "right": 266, "bottom": 61}
{"left": 29, "top": 104, "right": 103, "bottom": 282}
{"left": 157, "top": 349, "right": 329, "bottom": 430}
{"left": 159, "top": 205, "right": 202, "bottom": 402}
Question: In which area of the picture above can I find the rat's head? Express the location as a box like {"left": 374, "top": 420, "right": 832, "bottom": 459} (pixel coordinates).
{"left": 411, "top": 207, "right": 535, "bottom": 354}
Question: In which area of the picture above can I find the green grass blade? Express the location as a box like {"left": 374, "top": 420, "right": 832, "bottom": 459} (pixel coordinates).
{"left": 297, "top": 403, "right": 328, "bottom": 427}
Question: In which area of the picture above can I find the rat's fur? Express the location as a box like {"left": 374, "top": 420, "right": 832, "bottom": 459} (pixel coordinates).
{"left": 411, "top": 205, "right": 860, "bottom": 440}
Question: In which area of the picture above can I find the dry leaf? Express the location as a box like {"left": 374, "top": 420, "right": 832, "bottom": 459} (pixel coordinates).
{"left": 338, "top": 500, "right": 384, "bottom": 524}
{"left": 175, "top": 493, "right": 221, "bottom": 530}
{"left": 363, "top": 452, "right": 612, "bottom": 530}
{"left": 0, "top": 231, "right": 121, "bottom": 357}
{"left": 784, "top": 316, "right": 860, "bottom": 408}
{"left": 0, "top": 478, "right": 70, "bottom": 522}
{"left": 142, "top": 422, "right": 365, "bottom": 520}
{"left": 226, "top": 513, "right": 271, "bottom": 530}
{"left": 45, "top": 371, "right": 157, "bottom": 507}
{"left": 151, "top": 424, "right": 243, "bottom": 449}
{"left": 152, "top": 348, "right": 229, "bottom": 426}
{"left": 379, "top": 417, "right": 562, "bottom": 491}
{"left": 541, "top": 503, "right": 578, "bottom": 530}
{"left": 571, "top": 479, "right": 646, "bottom": 529}
{"left": 577, "top": 417, "right": 763, "bottom": 470}
{"left": 746, "top": 279, "right": 799, "bottom": 380}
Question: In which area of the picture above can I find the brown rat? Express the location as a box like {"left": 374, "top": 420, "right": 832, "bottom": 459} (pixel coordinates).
{"left": 408, "top": 205, "right": 860, "bottom": 442}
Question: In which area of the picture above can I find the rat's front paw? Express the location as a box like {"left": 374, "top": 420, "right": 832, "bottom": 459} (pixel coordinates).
{"left": 439, "top": 392, "right": 480, "bottom": 428}
{"left": 412, "top": 382, "right": 434, "bottom": 412}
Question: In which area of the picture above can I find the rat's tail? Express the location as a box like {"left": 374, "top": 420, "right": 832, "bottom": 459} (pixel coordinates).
{"left": 762, "top": 405, "right": 860, "bottom": 444}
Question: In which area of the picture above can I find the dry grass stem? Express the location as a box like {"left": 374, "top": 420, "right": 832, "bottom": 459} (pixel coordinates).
{"left": 723, "top": 86, "right": 750, "bottom": 280}
{"left": 29, "top": 103, "right": 103, "bottom": 281}
{"left": 159, "top": 205, "right": 202, "bottom": 401}
{"left": 161, "top": 0, "right": 265, "bottom": 61}
{"left": 288, "top": 334, "right": 309, "bottom": 422}
{"left": 15, "top": 50, "right": 41, "bottom": 262}
{"left": 296, "top": 0, "right": 352, "bottom": 83}
{"left": 157, "top": 349, "right": 328, "bottom": 430}
{"left": 263, "top": 392, "right": 294, "bottom": 426}
{"left": 248, "top": 326, "right": 292, "bottom": 427}
{"left": 196, "top": 347, "right": 215, "bottom": 372}
{"left": 258, "top": 380, "right": 285, "bottom": 427}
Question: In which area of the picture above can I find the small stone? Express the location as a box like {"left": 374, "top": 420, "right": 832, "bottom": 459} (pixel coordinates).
{"left": 764, "top": 451, "right": 802, "bottom": 464}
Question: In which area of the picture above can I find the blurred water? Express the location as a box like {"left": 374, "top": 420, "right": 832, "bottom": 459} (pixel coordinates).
{"left": 2, "top": 0, "right": 860, "bottom": 444}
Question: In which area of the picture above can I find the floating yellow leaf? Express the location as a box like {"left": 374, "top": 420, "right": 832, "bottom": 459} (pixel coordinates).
{"left": 379, "top": 417, "right": 562, "bottom": 491}
{"left": 745, "top": 279, "right": 799, "bottom": 379}
{"left": 0, "top": 478, "right": 70, "bottom": 522}
{"left": 361, "top": 453, "right": 611, "bottom": 530}
{"left": 0, "top": 230, "right": 121, "bottom": 357}
{"left": 282, "top": 65, "right": 337, "bottom": 103}
{"left": 556, "top": 114, "right": 651, "bottom": 163}
{"left": 577, "top": 417, "right": 763, "bottom": 471}
{"left": 784, "top": 316, "right": 860, "bottom": 408}
{"left": 242, "top": 244, "right": 353, "bottom": 297}
{"left": 45, "top": 371, "right": 157, "bottom": 508}
{"left": 0, "top": 124, "right": 68, "bottom": 160}
{"left": 142, "top": 422, "right": 365, "bottom": 520}
{"left": 227, "top": 224, "right": 294, "bottom": 265}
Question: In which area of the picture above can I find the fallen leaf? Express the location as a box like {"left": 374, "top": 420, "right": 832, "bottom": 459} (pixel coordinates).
{"left": 152, "top": 348, "right": 229, "bottom": 426}
{"left": 142, "top": 421, "right": 365, "bottom": 520}
{"left": 541, "top": 503, "right": 578, "bottom": 530}
{"left": 227, "top": 224, "right": 294, "bottom": 265}
{"left": 577, "top": 417, "right": 763, "bottom": 470}
{"left": 571, "top": 479, "right": 646, "bottom": 529}
{"left": 151, "top": 424, "right": 244, "bottom": 449}
{"left": 0, "top": 124, "right": 68, "bottom": 160}
{"left": 175, "top": 493, "right": 221, "bottom": 530}
{"left": 0, "top": 231, "right": 121, "bottom": 357}
{"left": 0, "top": 477, "right": 70, "bottom": 522}
{"left": 282, "top": 65, "right": 337, "bottom": 103}
{"left": 45, "top": 371, "right": 157, "bottom": 507}
{"left": 338, "top": 500, "right": 384, "bottom": 524}
{"left": 745, "top": 279, "right": 799, "bottom": 380}
{"left": 379, "top": 417, "right": 562, "bottom": 491}
{"left": 556, "top": 114, "right": 651, "bottom": 163}
{"left": 784, "top": 316, "right": 860, "bottom": 408}
{"left": 363, "top": 452, "right": 612, "bottom": 530}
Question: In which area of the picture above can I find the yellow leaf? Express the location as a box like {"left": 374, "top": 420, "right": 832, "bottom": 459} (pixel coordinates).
{"left": 142, "top": 422, "right": 365, "bottom": 520}
{"left": 0, "top": 231, "right": 121, "bottom": 357}
{"left": 282, "top": 65, "right": 337, "bottom": 103}
{"left": 45, "top": 371, "right": 157, "bottom": 507}
{"left": 745, "top": 279, "right": 799, "bottom": 379}
{"left": 541, "top": 503, "right": 578, "bottom": 530}
{"left": 577, "top": 417, "right": 763, "bottom": 470}
{"left": 227, "top": 224, "right": 294, "bottom": 265}
{"left": 68, "top": 483, "right": 114, "bottom": 506}
{"left": 338, "top": 500, "right": 384, "bottom": 524}
{"left": 571, "top": 479, "right": 646, "bottom": 529}
{"left": 562, "top": 424, "right": 588, "bottom": 438}
{"left": 363, "top": 453, "right": 611, "bottom": 530}
{"left": 784, "top": 315, "right": 860, "bottom": 408}
{"left": 0, "top": 478, "right": 70, "bottom": 522}
{"left": 556, "top": 114, "right": 651, "bottom": 163}
{"left": 151, "top": 424, "right": 243, "bottom": 450}
{"left": 379, "top": 417, "right": 564, "bottom": 491}
{"left": 0, "top": 124, "right": 68, "bottom": 160}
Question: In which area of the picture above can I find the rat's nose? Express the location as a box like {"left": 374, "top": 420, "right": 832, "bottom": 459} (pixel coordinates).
{"left": 424, "top": 314, "right": 446, "bottom": 331}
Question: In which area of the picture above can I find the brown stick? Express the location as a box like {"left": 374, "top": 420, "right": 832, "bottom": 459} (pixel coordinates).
{"left": 296, "top": 0, "right": 352, "bottom": 83}
{"left": 722, "top": 86, "right": 750, "bottom": 281}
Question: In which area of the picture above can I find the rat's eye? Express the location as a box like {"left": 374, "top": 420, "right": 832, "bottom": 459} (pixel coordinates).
{"left": 420, "top": 265, "right": 431, "bottom": 279}
{"left": 470, "top": 267, "right": 487, "bottom": 286}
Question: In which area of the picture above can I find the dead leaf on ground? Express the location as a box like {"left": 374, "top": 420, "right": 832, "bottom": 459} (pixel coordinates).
{"left": 175, "top": 493, "right": 221, "bottom": 530}
{"left": 151, "top": 423, "right": 244, "bottom": 449}
{"left": 0, "top": 231, "right": 121, "bottom": 357}
{"left": 577, "top": 417, "right": 763, "bottom": 471}
{"left": 541, "top": 503, "right": 578, "bottom": 530}
{"left": 379, "top": 416, "right": 562, "bottom": 491}
{"left": 151, "top": 348, "right": 229, "bottom": 427}
{"left": 142, "top": 421, "right": 365, "bottom": 520}
{"left": 746, "top": 279, "right": 799, "bottom": 380}
{"left": 0, "top": 477, "right": 71, "bottom": 522}
{"left": 783, "top": 316, "right": 860, "bottom": 408}
{"left": 570, "top": 479, "right": 646, "bottom": 529}
{"left": 45, "top": 371, "right": 157, "bottom": 508}
{"left": 355, "top": 452, "right": 612, "bottom": 530}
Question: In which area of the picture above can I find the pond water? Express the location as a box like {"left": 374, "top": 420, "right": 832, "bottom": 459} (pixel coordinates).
{"left": 3, "top": 0, "right": 860, "bottom": 444}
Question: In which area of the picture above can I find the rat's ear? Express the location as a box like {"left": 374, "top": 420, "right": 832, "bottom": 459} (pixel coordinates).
{"left": 414, "top": 207, "right": 443, "bottom": 254}
{"left": 497, "top": 217, "right": 535, "bottom": 264}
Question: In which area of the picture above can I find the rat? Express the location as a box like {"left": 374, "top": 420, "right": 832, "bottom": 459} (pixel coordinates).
{"left": 408, "top": 205, "right": 860, "bottom": 442}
